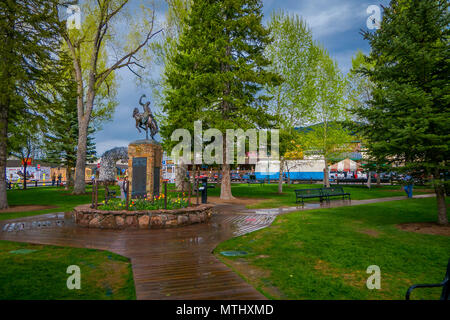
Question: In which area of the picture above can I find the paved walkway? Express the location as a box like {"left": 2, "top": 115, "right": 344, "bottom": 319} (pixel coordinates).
{"left": 0, "top": 194, "right": 435, "bottom": 300}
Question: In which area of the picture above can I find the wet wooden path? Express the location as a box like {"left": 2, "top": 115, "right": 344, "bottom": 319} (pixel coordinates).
{"left": 0, "top": 194, "right": 434, "bottom": 300}
{"left": 0, "top": 205, "right": 276, "bottom": 299}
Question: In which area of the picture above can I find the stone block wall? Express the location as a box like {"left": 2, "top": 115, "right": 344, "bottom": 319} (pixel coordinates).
{"left": 74, "top": 204, "right": 214, "bottom": 229}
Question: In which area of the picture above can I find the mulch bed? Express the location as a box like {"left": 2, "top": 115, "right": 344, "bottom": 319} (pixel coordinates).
{"left": 396, "top": 222, "right": 450, "bottom": 237}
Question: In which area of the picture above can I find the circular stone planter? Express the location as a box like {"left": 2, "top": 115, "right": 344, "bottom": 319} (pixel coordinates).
{"left": 73, "top": 204, "right": 214, "bottom": 230}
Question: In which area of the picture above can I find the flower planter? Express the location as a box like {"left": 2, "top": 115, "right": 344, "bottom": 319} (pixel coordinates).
{"left": 73, "top": 204, "right": 214, "bottom": 230}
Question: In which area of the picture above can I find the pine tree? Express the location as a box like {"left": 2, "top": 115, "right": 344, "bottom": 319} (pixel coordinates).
{"left": 44, "top": 75, "right": 97, "bottom": 188}
{"left": 356, "top": 0, "right": 449, "bottom": 224}
{"left": 161, "top": 0, "right": 279, "bottom": 199}
{"left": 0, "top": 0, "right": 62, "bottom": 208}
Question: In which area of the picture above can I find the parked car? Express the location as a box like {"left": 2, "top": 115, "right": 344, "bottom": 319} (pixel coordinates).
{"left": 231, "top": 173, "right": 241, "bottom": 181}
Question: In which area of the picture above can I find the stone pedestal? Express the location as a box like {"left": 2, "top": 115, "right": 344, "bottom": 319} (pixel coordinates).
{"left": 128, "top": 140, "right": 163, "bottom": 199}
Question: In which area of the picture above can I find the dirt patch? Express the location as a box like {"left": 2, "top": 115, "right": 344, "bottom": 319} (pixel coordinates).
{"left": 0, "top": 205, "right": 58, "bottom": 213}
{"left": 357, "top": 229, "right": 381, "bottom": 237}
{"left": 207, "top": 196, "right": 266, "bottom": 206}
{"left": 396, "top": 222, "right": 450, "bottom": 237}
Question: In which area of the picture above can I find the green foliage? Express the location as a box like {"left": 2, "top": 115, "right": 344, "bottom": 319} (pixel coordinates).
{"left": 355, "top": 0, "right": 449, "bottom": 175}
{"left": 347, "top": 50, "right": 375, "bottom": 115}
{"left": 161, "top": 0, "right": 280, "bottom": 153}
{"left": 0, "top": 0, "right": 62, "bottom": 122}
{"left": 43, "top": 62, "right": 97, "bottom": 168}
{"left": 265, "top": 11, "right": 319, "bottom": 129}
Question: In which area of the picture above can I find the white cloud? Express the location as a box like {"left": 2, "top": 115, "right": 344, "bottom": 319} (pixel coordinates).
{"left": 292, "top": 1, "right": 367, "bottom": 39}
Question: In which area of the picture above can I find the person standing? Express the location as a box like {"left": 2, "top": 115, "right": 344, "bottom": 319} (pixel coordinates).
{"left": 52, "top": 173, "right": 56, "bottom": 186}
{"left": 403, "top": 174, "right": 413, "bottom": 198}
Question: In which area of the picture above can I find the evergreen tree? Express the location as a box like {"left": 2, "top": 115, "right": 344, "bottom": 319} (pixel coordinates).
{"left": 162, "top": 0, "right": 279, "bottom": 199}
{"left": 43, "top": 79, "right": 97, "bottom": 188}
{"left": 356, "top": 0, "right": 449, "bottom": 224}
{"left": 0, "top": 0, "right": 62, "bottom": 208}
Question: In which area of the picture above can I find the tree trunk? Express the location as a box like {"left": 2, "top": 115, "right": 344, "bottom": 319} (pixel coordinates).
{"left": 323, "top": 158, "right": 330, "bottom": 187}
{"left": 220, "top": 163, "right": 234, "bottom": 199}
{"left": 73, "top": 119, "right": 89, "bottom": 194}
{"left": 220, "top": 136, "right": 233, "bottom": 199}
{"left": 278, "top": 157, "right": 284, "bottom": 194}
{"left": 434, "top": 169, "right": 448, "bottom": 225}
{"left": 23, "top": 162, "right": 27, "bottom": 190}
{"left": 175, "top": 161, "right": 189, "bottom": 192}
{"left": 367, "top": 171, "right": 372, "bottom": 189}
{"left": 376, "top": 171, "right": 381, "bottom": 186}
{"left": 0, "top": 103, "right": 8, "bottom": 209}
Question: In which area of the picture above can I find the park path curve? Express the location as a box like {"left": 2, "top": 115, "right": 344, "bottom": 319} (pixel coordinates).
{"left": 0, "top": 194, "right": 435, "bottom": 300}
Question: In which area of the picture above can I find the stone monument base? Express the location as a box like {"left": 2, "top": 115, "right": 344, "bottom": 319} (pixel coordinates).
{"left": 128, "top": 140, "right": 163, "bottom": 199}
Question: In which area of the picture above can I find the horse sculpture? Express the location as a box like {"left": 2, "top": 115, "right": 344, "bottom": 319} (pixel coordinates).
{"left": 132, "top": 94, "right": 159, "bottom": 140}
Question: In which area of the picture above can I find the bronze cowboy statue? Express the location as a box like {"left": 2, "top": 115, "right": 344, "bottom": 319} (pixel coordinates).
{"left": 133, "top": 94, "right": 159, "bottom": 140}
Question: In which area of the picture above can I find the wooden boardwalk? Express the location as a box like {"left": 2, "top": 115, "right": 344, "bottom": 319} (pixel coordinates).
{"left": 0, "top": 194, "right": 434, "bottom": 300}
{"left": 0, "top": 206, "right": 277, "bottom": 300}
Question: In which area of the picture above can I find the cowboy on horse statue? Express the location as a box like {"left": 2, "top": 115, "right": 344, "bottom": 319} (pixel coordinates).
{"left": 132, "top": 94, "right": 159, "bottom": 140}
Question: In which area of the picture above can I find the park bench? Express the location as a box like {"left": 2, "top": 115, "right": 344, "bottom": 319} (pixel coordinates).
{"left": 322, "top": 186, "right": 351, "bottom": 201}
{"left": 295, "top": 188, "right": 324, "bottom": 205}
{"left": 406, "top": 258, "right": 449, "bottom": 300}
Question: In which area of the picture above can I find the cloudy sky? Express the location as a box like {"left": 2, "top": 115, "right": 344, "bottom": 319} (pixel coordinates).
{"left": 94, "top": 0, "right": 390, "bottom": 155}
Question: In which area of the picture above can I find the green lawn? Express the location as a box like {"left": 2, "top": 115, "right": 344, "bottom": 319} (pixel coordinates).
{"left": 1, "top": 186, "right": 117, "bottom": 221}
{"left": 206, "top": 183, "right": 433, "bottom": 209}
{"left": 0, "top": 240, "right": 136, "bottom": 300}
{"left": 3, "top": 183, "right": 432, "bottom": 221}
{"left": 214, "top": 198, "right": 450, "bottom": 300}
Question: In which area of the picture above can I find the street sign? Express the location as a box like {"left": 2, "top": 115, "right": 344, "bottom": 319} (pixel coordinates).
{"left": 97, "top": 163, "right": 100, "bottom": 169}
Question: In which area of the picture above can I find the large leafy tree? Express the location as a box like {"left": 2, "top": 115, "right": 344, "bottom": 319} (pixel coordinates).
{"left": 0, "top": 0, "right": 62, "bottom": 208}
{"left": 61, "top": 0, "right": 162, "bottom": 194}
{"left": 303, "top": 48, "right": 352, "bottom": 187}
{"left": 265, "top": 11, "right": 319, "bottom": 193}
{"left": 162, "top": 0, "right": 279, "bottom": 199}
{"left": 348, "top": 50, "right": 383, "bottom": 187}
{"left": 355, "top": 0, "right": 449, "bottom": 225}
